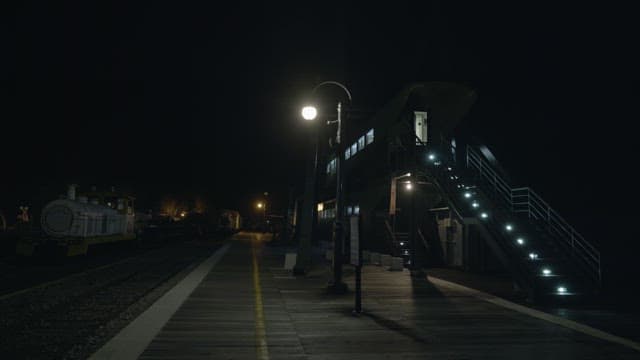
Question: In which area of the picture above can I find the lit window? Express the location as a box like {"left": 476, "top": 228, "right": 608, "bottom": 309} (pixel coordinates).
{"left": 317, "top": 202, "right": 324, "bottom": 212}
{"left": 351, "top": 142, "right": 358, "bottom": 156}
{"left": 366, "top": 129, "right": 374, "bottom": 144}
{"left": 345, "top": 147, "right": 351, "bottom": 160}
{"left": 354, "top": 205, "right": 360, "bottom": 215}
{"left": 358, "top": 136, "right": 365, "bottom": 151}
{"left": 326, "top": 158, "right": 336, "bottom": 174}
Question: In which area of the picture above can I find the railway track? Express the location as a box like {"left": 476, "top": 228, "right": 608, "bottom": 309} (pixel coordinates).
{"left": 0, "top": 239, "right": 223, "bottom": 359}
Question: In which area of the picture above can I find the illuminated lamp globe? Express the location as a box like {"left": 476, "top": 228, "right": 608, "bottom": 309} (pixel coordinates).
{"left": 301, "top": 106, "right": 317, "bottom": 120}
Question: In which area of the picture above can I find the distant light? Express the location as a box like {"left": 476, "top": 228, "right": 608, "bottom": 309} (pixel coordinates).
{"left": 516, "top": 237, "right": 525, "bottom": 245}
{"left": 317, "top": 202, "right": 324, "bottom": 212}
{"left": 464, "top": 192, "right": 472, "bottom": 198}
{"left": 257, "top": 202, "right": 264, "bottom": 209}
{"left": 557, "top": 286, "right": 567, "bottom": 294}
{"left": 542, "top": 268, "right": 552, "bottom": 276}
{"left": 405, "top": 182, "right": 413, "bottom": 190}
{"left": 405, "top": 172, "right": 411, "bottom": 177}
{"left": 447, "top": 167, "right": 452, "bottom": 171}
{"left": 472, "top": 202, "right": 479, "bottom": 208}
{"left": 301, "top": 106, "right": 317, "bottom": 120}
{"left": 505, "top": 224, "right": 513, "bottom": 231}
{"left": 529, "top": 252, "right": 538, "bottom": 260}
{"left": 400, "top": 242, "right": 405, "bottom": 246}
{"left": 180, "top": 212, "right": 186, "bottom": 217}
{"left": 480, "top": 212, "right": 488, "bottom": 219}
{"left": 450, "top": 176, "right": 455, "bottom": 180}
{"left": 428, "top": 153, "right": 436, "bottom": 161}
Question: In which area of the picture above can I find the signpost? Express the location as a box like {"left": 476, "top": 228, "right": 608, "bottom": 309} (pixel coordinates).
{"left": 350, "top": 215, "right": 362, "bottom": 314}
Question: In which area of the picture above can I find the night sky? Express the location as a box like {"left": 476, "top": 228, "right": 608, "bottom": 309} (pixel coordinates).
{"left": 3, "top": 3, "right": 639, "bottom": 280}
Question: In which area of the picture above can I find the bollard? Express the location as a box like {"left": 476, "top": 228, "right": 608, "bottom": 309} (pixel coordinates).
{"left": 370, "top": 252, "right": 381, "bottom": 265}
{"left": 361, "top": 250, "right": 371, "bottom": 264}
{"left": 389, "top": 257, "right": 404, "bottom": 271}
{"left": 380, "top": 254, "right": 392, "bottom": 267}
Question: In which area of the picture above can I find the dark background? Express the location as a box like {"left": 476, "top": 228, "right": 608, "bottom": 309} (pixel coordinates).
{"left": 3, "top": 2, "right": 639, "bottom": 293}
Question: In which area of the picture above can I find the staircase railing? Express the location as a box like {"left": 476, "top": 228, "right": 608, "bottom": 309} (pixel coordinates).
{"left": 466, "top": 145, "right": 601, "bottom": 286}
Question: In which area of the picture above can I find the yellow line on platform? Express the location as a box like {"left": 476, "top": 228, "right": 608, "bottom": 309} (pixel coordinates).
{"left": 252, "top": 236, "right": 269, "bottom": 360}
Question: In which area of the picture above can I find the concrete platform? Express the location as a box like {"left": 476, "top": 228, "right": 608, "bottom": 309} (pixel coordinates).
{"left": 92, "top": 232, "right": 640, "bottom": 359}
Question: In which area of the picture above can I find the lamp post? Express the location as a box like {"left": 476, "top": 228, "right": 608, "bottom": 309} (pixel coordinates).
{"left": 402, "top": 177, "right": 429, "bottom": 277}
{"left": 297, "top": 81, "right": 351, "bottom": 294}
{"left": 257, "top": 202, "right": 266, "bottom": 230}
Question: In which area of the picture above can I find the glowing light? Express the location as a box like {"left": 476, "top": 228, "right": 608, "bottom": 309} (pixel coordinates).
{"left": 529, "top": 252, "right": 538, "bottom": 260}
{"left": 428, "top": 153, "right": 436, "bottom": 161}
{"left": 257, "top": 202, "right": 264, "bottom": 209}
{"left": 464, "top": 192, "right": 472, "bottom": 198}
{"left": 317, "top": 202, "right": 324, "bottom": 212}
{"left": 480, "top": 212, "right": 488, "bottom": 219}
{"left": 505, "top": 224, "right": 513, "bottom": 231}
{"left": 516, "top": 238, "right": 525, "bottom": 245}
{"left": 557, "top": 286, "right": 567, "bottom": 294}
{"left": 301, "top": 106, "right": 317, "bottom": 120}
{"left": 472, "top": 202, "right": 479, "bottom": 208}
{"left": 405, "top": 172, "right": 411, "bottom": 177}
{"left": 447, "top": 167, "right": 452, "bottom": 171}
{"left": 542, "top": 268, "right": 552, "bottom": 276}
{"left": 400, "top": 242, "right": 405, "bottom": 246}
{"left": 405, "top": 182, "right": 413, "bottom": 190}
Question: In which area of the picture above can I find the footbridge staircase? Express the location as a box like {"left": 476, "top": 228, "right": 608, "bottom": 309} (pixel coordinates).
{"left": 415, "top": 143, "right": 601, "bottom": 303}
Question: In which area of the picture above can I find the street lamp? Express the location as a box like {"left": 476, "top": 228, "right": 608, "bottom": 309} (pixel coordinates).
{"left": 256, "top": 201, "right": 266, "bottom": 230}
{"left": 296, "top": 81, "right": 351, "bottom": 294}
{"left": 402, "top": 176, "right": 431, "bottom": 277}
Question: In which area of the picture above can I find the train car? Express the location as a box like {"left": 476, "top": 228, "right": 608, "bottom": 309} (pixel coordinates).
{"left": 16, "top": 185, "right": 137, "bottom": 257}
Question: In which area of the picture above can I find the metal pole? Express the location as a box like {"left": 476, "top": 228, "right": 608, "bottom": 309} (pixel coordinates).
{"left": 293, "top": 122, "right": 318, "bottom": 275}
{"left": 330, "top": 101, "right": 347, "bottom": 293}
{"left": 409, "top": 186, "right": 416, "bottom": 273}
{"left": 354, "top": 264, "right": 362, "bottom": 313}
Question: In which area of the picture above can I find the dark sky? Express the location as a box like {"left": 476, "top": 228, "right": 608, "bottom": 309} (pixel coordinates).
{"left": 3, "top": 2, "right": 639, "bottom": 255}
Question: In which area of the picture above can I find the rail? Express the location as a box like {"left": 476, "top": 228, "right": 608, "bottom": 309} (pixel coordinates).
{"left": 466, "top": 146, "right": 601, "bottom": 285}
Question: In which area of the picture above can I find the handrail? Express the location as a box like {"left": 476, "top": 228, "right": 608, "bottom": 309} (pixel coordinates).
{"left": 417, "top": 227, "right": 429, "bottom": 251}
{"left": 384, "top": 219, "right": 397, "bottom": 244}
{"left": 466, "top": 145, "right": 601, "bottom": 285}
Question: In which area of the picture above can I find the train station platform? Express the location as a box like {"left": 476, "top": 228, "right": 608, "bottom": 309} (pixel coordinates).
{"left": 91, "top": 232, "right": 640, "bottom": 359}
